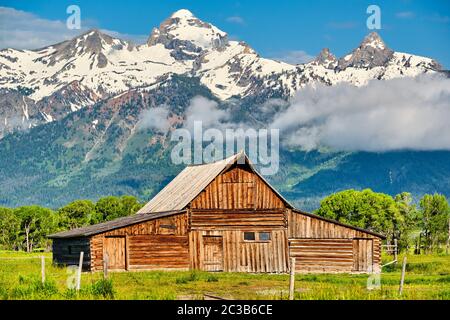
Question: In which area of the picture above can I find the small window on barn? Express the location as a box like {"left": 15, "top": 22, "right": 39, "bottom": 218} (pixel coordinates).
{"left": 244, "top": 232, "right": 256, "bottom": 241}
{"left": 68, "top": 246, "right": 72, "bottom": 254}
{"left": 259, "top": 232, "right": 271, "bottom": 241}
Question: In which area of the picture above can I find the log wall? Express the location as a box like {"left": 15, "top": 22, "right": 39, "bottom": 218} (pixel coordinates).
{"left": 52, "top": 237, "right": 91, "bottom": 270}
{"left": 90, "top": 212, "right": 189, "bottom": 271}
{"left": 287, "top": 210, "right": 374, "bottom": 239}
{"left": 287, "top": 211, "right": 383, "bottom": 273}
{"left": 190, "top": 209, "right": 286, "bottom": 230}
{"left": 289, "top": 239, "right": 354, "bottom": 273}
{"left": 128, "top": 235, "right": 189, "bottom": 270}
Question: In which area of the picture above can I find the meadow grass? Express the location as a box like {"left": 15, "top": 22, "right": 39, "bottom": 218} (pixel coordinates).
{"left": 0, "top": 251, "right": 449, "bottom": 300}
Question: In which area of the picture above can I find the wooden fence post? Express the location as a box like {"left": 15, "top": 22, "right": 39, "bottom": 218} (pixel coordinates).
{"left": 289, "top": 257, "right": 296, "bottom": 300}
{"left": 103, "top": 253, "right": 109, "bottom": 279}
{"left": 41, "top": 256, "right": 45, "bottom": 284}
{"left": 394, "top": 239, "right": 398, "bottom": 262}
{"left": 398, "top": 256, "right": 407, "bottom": 296}
{"left": 446, "top": 218, "right": 450, "bottom": 255}
{"left": 76, "top": 251, "right": 84, "bottom": 291}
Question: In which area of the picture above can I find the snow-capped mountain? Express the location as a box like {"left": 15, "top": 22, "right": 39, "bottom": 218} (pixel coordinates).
{"left": 0, "top": 9, "right": 442, "bottom": 137}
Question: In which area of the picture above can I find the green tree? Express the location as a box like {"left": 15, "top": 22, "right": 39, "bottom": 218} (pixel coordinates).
{"left": 93, "top": 196, "right": 142, "bottom": 223}
{"left": 315, "top": 189, "right": 403, "bottom": 244}
{"left": 120, "top": 195, "right": 144, "bottom": 216}
{"left": 419, "top": 194, "right": 450, "bottom": 253}
{"left": 58, "top": 200, "right": 96, "bottom": 230}
{"left": 0, "top": 207, "right": 20, "bottom": 250}
{"left": 15, "top": 206, "right": 57, "bottom": 252}
{"left": 394, "top": 192, "right": 419, "bottom": 250}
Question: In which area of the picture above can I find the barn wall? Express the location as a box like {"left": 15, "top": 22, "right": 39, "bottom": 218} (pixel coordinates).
{"left": 189, "top": 229, "right": 288, "bottom": 273}
{"left": 287, "top": 211, "right": 383, "bottom": 273}
{"left": 128, "top": 235, "right": 189, "bottom": 270}
{"left": 189, "top": 207, "right": 288, "bottom": 273}
{"left": 289, "top": 239, "right": 354, "bottom": 273}
{"left": 190, "top": 166, "right": 285, "bottom": 210}
{"left": 372, "top": 238, "right": 382, "bottom": 273}
{"left": 187, "top": 166, "right": 290, "bottom": 273}
{"left": 90, "top": 212, "right": 189, "bottom": 271}
{"left": 190, "top": 209, "right": 287, "bottom": 230}
{"left": 287, "top": 210, "right": 374, "bottom": 239}
{"left": 52, "top": 238, "right": 91, "bottom": 270}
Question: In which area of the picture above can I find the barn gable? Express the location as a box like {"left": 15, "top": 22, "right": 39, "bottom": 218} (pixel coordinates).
{"left": 138, "top": 151, "right": 293, "bottom": 213}
{"left": 190, "top": 163, "right": 287, "bottom": 210}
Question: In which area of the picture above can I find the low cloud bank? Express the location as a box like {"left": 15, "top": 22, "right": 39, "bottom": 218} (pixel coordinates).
{"left": 270, "top": 75, "right": 450, "bottom": 152}
{"left": 137, "top": 75, "right": 450, "bottom": 153}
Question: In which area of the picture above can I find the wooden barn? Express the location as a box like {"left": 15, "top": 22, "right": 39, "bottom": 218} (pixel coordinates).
{"left": 49, "top": 152, "right": 385, "bottom": 274}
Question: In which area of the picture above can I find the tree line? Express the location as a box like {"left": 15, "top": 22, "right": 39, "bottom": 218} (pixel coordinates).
{"left": 315, "top": 190, "right": 450, "bottom": 253}
{"left": 0, "top": 196, "right": 143, "bottom": 252}
{"left": 0, "top": 190, "right": 449, "bottom": 254}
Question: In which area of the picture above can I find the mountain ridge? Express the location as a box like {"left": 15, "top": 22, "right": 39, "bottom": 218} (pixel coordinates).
{"left": 0, "top": 9, "right": 442, "bottom": 138}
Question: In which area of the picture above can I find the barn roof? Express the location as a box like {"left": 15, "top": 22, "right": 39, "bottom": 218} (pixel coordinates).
{"left": 137, "top": 151, "right": 294, "bottom": 213}
{"left": 48, "top": 210, "right": 186, "bottom": 239}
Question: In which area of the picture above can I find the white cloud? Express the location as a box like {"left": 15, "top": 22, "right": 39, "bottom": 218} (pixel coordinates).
{"left": 137, "top": 106, "right": 170, "bottom": 132}
{"left": 184, "top": 96, "right": 229, "bottom": 130}
{"left": 0, "top": 7, "right": 146, "bottom": 50}
{"left": 270, "top": 75, "right": 450, "bottom": 152}
{"left": 226, "top": 16, "right": 245, "bottom": 25}
{"left": 272, "top": 50, "right": 315, "bottom": 65}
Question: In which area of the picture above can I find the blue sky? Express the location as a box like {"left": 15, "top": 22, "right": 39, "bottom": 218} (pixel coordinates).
{"left": 1, "top": 0, "right": 449, "bottom": 67}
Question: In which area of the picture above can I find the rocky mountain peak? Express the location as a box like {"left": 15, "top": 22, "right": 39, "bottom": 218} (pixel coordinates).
{"left": 360, "top": 32, "right": 387, "bottom": 50}
{"left": 76, "top": 29, "right": 113, "bottom": 50}
{"left": 338, "top": 32, "right": 394, "bottom": 70}
{"left": 147, "top": 9, "right": 229, "bottom": 60}
{"left": 313, "top": 48, "right": 337, "bottom": 69}
{"left": 41, "top": 29, "right": 130, "bottom": 69}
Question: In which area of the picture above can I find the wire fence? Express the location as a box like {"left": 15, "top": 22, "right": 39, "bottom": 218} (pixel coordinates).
{"left": 0, "top": 253, "right": 84, "bottom": 291}
{"left": 382, "top": 239, "right": 398, "bottom": 256}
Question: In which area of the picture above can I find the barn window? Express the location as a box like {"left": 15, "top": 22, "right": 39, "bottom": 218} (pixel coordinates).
{"left": 244, "top": 232, "right": 256, "bottom": 241}
{"left": 68, "top": 246, "right": 72, "bottom": 254}
{"left": 259, "top": 232, "right": 271, "bottom": 241}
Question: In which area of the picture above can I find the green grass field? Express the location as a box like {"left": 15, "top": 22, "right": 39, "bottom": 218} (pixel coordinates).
{"left": 0, "top": 251, "right": 449, "bottom": 300}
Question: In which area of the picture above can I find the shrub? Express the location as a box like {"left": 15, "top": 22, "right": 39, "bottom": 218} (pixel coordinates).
{"left": 12, "top": 275, "right": 58, "bottom": 299}
{"left": 91, "top": 278, "right": 115, "bottom": 299}
{"left": 206, "top": 275, "right": 219, "bottom": 282}
{"left": 176, "top": 271, "right": 200, "bottom": 284}
{"left": 63, "top": 288, "right": 78, "bottom": 299}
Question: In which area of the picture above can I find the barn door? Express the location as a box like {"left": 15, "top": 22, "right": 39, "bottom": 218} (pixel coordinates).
{"left": 353, "top": 239, "right": 373, "bottom": 272}
{"left": 203, "top": 236, "right": 223, "bottom": 272}
{"left": 104, "top": 237, "right": 126, "bottom": 270}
